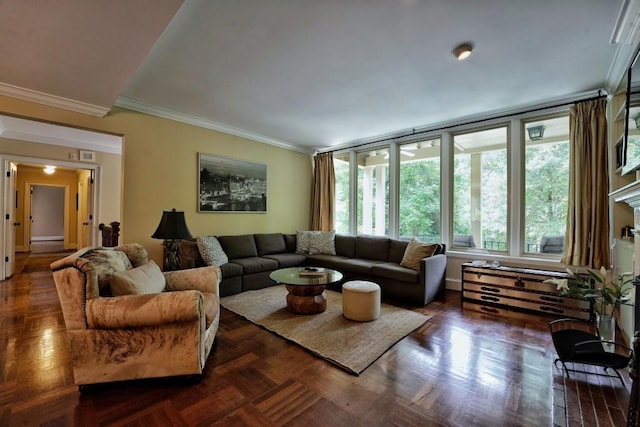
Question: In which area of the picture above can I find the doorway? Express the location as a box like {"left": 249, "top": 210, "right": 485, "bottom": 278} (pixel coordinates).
{"left": 29, "top": 185, "right": 66, "bottom": 253}
{"left": 1, "top": 158, "right": 101, "bottom": 280}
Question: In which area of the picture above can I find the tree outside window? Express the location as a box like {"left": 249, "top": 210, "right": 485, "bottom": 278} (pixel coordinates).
{"left": 399, "top": 139, "right": 441, "bottom": 242}
{"left": 524, "top": 117, "right": 569, "bottom": 254}
{"left": 453, "top": 127, "right": 508, "bottom": 251}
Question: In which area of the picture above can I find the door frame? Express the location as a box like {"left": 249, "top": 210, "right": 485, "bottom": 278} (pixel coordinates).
{"left": 0, "top": 155, "right": 101, "bottom": 280}
{"left": 25, "top": 183, "right": 71, "bottom": 252}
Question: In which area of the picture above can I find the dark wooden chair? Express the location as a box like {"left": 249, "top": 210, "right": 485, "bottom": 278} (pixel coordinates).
{"left": 549, "top": 318, "right": 632, "bottom": 386}
{"left": 98, "top": 221, "right": 120, "bottom": 247}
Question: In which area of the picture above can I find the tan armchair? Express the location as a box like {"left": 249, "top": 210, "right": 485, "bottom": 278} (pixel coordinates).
{"left": 50, "top": 244, "right": 221, "bottom": 390}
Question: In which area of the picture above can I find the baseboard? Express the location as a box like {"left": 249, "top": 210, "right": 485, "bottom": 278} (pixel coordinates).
{"left": 31, "top": 236, "right": 64, "bottom": 242}
{"left": 446, "top": 278, "right": 462, "bottom": 292}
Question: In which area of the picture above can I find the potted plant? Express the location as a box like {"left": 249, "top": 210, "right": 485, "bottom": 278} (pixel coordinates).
{"left": 545, "top": 267, "right": 634, "bottom": 343}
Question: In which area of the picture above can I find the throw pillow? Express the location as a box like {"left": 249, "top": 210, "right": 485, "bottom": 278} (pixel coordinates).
{"left": 82, "top": 249, "right": 133, "bottom": 295}
{"left": 113, "top": 243, "right": 148, "bottom": 267}
{"left": 110, "top": 260, "right": 166, "bottom": 296}
{"left": 400, "top": 238, "right": 438, "bottom": 271}
{"left": 296, "top": 230, "right": 312, "bottom": 254}
{"left": 308, "top": 230, "right": 336, "bottom": 255}
{"left": 196, "top": 236, "right": 228, "bottom": 266}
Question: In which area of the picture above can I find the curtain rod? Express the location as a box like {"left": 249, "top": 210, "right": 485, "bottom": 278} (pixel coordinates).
{"left": 320, "top": 90, "right": 608, "bottom": 155}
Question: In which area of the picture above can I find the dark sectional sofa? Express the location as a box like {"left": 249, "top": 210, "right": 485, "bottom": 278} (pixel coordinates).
{"left": 178, "top": 233, "right": 447, "bottom": 306}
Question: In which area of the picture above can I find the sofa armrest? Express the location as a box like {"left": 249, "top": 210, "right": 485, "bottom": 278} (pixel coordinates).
{"left": 163, "top": 265, "right": 221, "bottom": 295}
{"left": 86, "top": 290, "right": 203, "bottom": 329}
{"left": 419, "top": 254, "right": 447, "bottom": 305}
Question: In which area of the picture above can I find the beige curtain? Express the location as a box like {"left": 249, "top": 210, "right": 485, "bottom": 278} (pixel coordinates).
{"left": 562, "top": 98, "right": 609, "bottom": 268}
{"left": 310, "top": 152, "right": 335, "bottom": 231}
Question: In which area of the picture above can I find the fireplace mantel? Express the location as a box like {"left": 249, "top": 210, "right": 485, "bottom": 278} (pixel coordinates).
{"left": 610, "top": 180, "right": 640, "bottom": 209}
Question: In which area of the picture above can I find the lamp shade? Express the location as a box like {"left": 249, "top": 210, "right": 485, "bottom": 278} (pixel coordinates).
{"left": 151, "top": 209, "right": 193, "bottom": 240}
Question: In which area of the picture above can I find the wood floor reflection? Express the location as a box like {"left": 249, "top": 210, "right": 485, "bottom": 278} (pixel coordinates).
{"left": 0, "top": 252, "right": 631, "bottom": 426}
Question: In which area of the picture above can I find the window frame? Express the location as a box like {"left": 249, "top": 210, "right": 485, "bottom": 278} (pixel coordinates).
{"left": 520, "top": 112, "right": 570, "bottom": 259}
{"left": 331, "top": 109, "right": 571, "bottom": 263}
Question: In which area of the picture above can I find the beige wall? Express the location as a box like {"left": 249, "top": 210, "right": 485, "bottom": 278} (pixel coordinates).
{"left": 0, "top": 96, "right": 313, "bottom": 265}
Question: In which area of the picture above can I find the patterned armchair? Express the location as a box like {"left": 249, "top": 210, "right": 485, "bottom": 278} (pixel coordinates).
{"left": 50, "top": 243, "right": 221, "bottom": 390}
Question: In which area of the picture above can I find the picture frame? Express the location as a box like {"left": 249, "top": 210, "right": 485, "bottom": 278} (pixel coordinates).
{"left": 198, "top": 153, "right": 267, "bottom": 212}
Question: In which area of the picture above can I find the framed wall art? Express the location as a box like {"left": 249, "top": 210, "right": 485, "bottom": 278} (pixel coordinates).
{"left": 198, "top": 153, "right": 267, "bottom": 212}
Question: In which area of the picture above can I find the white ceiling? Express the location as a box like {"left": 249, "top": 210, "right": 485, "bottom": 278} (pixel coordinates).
{"left": 0, "top": 0, "right": 637, "bottom": 154}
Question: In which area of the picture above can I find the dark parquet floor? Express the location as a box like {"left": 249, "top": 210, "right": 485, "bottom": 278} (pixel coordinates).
{"left": 0, "top": 252, "right": 632, "bottom": 426}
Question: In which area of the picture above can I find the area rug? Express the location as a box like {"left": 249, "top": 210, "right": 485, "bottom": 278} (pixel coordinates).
{"left": 22, "top": 252, "right": 72, "bottom": 273}
{"left": 220, "top": 285, "right": 431, "bottom": 375}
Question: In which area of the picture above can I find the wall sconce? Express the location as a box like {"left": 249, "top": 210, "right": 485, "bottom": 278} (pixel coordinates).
{"left": 151, "top": 208, "right": 193, "bottom": 271}
{"left": 43, "top": 165, "right": 56, "bottom": 175}
{"left": 526, "top": 125, "right": 546, "bottom": 141}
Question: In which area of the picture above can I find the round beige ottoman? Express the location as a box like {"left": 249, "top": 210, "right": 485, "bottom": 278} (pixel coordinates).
{"left": 342, "top": 280, "right": 381, "bottom": 321}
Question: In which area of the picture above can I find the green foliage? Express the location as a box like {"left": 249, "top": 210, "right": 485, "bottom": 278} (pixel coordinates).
{"left": 399, "top": 159, "right": 440, "bottom": 241}
{"left": 524, "top": 143, "right": 569, "bottom": 245}
{"left": 334, "top": 160, "right": 350, "bottom": 234}
{"left": 334, "top": 137, "right": 569, "bottom": 251}
{"left": 551, "top": 267, "right": 633, "bottom": 316}
{"left": 453, "top": 156, "right": 471, "bottom": 235}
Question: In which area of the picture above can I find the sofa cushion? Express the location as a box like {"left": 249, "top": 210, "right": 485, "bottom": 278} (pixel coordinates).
{"left": 81, "top": 248, "right": 133, "bottom": 295}
{"left": 284, "top": 234, "right": 297, "bottom": 252}
{"left": 263, "top": 253, "right": 307, "bottom": 268}
{"left": 400, "top": 238, "right": 438, "bottom": 271}
{"left": 220, "top": 262, "right": 243, "bottom": 278}
{"left": 197, "top": 236, "right": 229, "bottom": 266}
{"left": 309, "top": 231, "right": 336, "bottom": 255}
{"left": 388, "top": 239, "right": 410, "bottom": 263}
{"left": 306, "top": 254, "right": 351, "bottom": 270}
{"left": 336, "top": 258, "right": 386, "bottom": 275}
{"left": 254, "top": 233, "right": 287, "bottom": 255}
{"left": 370, "top": 262, "right": 419, "bottom": 284}
{"left": 230, "top": 257, "right": 278, "bottom": 274}
{"left": 335, "top": 235, "right": 356, "bottom": 258}
{"left": 110, "top": 260, "right": 166, "bottom": 296}
{"left": 218, "top": 234, "right": 258, "bottom": 259}
{"left": 355, "top": 236, "right": 390, "bottom": 261}
{"left": 113, "top": 243, "right": 148, "bottom": 268}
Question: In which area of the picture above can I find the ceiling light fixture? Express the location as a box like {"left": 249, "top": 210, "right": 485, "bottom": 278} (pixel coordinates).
{"left": 43, "top": 165, "right": 56, "bottom": 175}
{"left": 452, "top": 43, "right": 473, "bottom": 60}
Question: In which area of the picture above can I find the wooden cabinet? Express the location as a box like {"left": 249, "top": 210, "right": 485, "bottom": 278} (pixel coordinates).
{"left": 461, "top": 263, "right": 591, "bottom": 320}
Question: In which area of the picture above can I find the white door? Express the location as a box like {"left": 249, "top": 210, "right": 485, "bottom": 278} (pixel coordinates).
{"left": 78, "top": 173, "right": 94, "bottom": 248}
{"left": 4, "top": 162, "right": 17, "bottom": 277}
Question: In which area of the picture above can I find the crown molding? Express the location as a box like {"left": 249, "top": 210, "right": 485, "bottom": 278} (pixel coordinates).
{"left": 611, "top": 0, "right": 640, "bottom": 45}
{"left": 606, "top": 0, "right": 640, "bottom": 93}
{"left": 115, "top": 97, "right": 314, "bottom": 155}
{"left": 0, "top": 115, "right": 122, "bottom": 154}
{"left": 0, "top": 82, "right": 110, "bottom": 117}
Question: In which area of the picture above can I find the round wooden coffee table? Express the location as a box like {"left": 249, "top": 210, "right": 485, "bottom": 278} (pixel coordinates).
{"left": 269, "top": 267, "right": 343, "bottom": 314}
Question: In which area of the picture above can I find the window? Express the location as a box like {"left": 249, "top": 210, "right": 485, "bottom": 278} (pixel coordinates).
{"left": 357, "top": 148, "right": 389, "bottom": 236}
{"left": 399, "top": 139, "right": 441, "bottom": 242}
{"left": 334, "top": 153, "right": 350, "bottom": 235}
{"left": 453, "top": 127, "right": 508, "bottom": 251}
{"left": 524, "top": 116, "right": 569, "bottom": 255}
{"left": 332, "top": 110, "right": 571, "bottom": 261}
